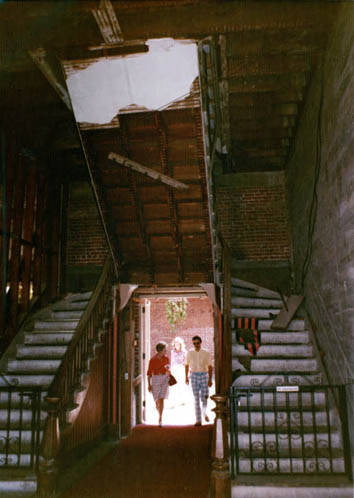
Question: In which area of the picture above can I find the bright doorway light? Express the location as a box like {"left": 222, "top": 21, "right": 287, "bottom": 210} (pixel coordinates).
{"left": 66, "top": 39, "right": 198, "bottom": 125}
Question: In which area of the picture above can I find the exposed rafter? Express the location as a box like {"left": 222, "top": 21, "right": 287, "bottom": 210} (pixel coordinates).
{"left": 92, "top": 0, "right": 123, "bottom": 45}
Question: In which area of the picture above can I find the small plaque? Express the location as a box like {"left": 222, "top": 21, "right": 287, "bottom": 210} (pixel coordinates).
{"left": 276, "top": 386, "right": 299, "bottom": 392}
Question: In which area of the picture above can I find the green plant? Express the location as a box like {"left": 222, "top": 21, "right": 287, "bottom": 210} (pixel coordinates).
{"left": 165, "top": 298, "right": 188, "bottom": 331}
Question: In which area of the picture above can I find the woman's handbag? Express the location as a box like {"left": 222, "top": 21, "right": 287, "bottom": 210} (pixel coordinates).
{"left": 168, "top": 374, "right": 177, "bottom": 386}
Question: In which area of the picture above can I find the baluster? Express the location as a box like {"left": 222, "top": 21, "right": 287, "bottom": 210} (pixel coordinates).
{"left": 37, "top": 396, "right": 61, "bottom": 498}
{"left": 210, "top": 394, "right": 231, "bottom": 498}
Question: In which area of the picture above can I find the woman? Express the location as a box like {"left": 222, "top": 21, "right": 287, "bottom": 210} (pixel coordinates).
{"left": 147, "top": 342, "right": 170, "bottom": 426}
{"left": 170, "top": 336, "right": 187, "bottom": 407}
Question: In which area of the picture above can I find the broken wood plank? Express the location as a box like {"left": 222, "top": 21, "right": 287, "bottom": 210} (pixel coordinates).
{"left": 29, "top": 48, "right": 72, "bottom": 111}
{"left": 108, "top": 152, "right": 189, "bottom": 190}
{"left": 92, "top": 0, "right": 123, "bottom": 44}
{"left": 271, "top": 295, "right": 304, "bottom": 330}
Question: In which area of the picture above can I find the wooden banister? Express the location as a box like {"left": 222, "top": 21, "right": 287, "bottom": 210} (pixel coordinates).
{"left": 210, "top": 394, "right": 231, "bottom": 498}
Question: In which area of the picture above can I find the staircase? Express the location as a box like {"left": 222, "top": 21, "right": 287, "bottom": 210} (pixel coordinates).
{"left": 0, "top": 292, "right": 91, "bottom": 496}
{"left": 229, "top": 277, "right": 349, "bottom": 481}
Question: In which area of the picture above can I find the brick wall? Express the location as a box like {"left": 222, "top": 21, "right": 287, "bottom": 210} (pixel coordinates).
{"left": 286, "top": 5, "right": 353, "bottom": 447}
{"left": 216, "top": 172, "right": 290, "bottom": 261}
{"left": 65, "top": 182, "right": 108, "bottom": 291}
{"left": 149, "top": 296, "right": 214, "bottom": 364}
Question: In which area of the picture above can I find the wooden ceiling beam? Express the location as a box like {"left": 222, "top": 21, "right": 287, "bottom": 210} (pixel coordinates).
{"left": 231, "top": 116, "right": 296, "bottom": 130}
{"left": 229, "top": 91, "right": 303, "bottom": 107}
{"left": 92, "top": 0, "right": 123, "bottom": 44}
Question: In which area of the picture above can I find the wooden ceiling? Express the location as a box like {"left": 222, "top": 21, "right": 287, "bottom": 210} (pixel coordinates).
{"left": 0, "top": 1, "right": 341, "bottom": 284}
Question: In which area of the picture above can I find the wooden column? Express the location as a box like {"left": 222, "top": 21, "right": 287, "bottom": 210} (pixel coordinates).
{"left": 37, "top": 397, "right": 61, "bottom": 498}
{"left": 210, "top": 394, "right": 231, "bottom": 498}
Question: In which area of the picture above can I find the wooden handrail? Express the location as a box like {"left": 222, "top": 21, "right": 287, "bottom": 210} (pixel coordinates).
{"left": 48, "top": 256, "right": 114, "bottom": 410}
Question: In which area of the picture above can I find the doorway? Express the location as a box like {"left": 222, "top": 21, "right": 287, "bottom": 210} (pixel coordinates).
{"left": 137, "top": 290, "right": 215, "bottom": 426}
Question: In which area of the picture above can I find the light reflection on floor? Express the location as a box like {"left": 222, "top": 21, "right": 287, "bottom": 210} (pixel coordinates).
{"left": 144, "top": 379, "right": 215, "bottom": 426}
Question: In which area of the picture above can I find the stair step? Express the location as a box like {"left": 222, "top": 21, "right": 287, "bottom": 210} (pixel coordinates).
{"left": 50, "top": 310, "right": 84, "bottom": 320}
{"left": 0, "top": 453, "right": 37, "bottom": 468}
{"left": 16, "top": 345, "right": 67, "bottom": 359}
{"left": 7, "top": 359, "right": 61, "bottom": 374}
{"left": 249, "top": 332, "right": 310, "bottom": 344}
{"left": 0, "top": 409, "right": 46, "bottom": 429}
{"left": 231, "top": 297, "right": 283, "bottom": 308}
{"left": 235, "top": 391, "right": 327, "bottom": 410}
{"left": 0, "top": 391, "right": 47, "bottom": 409}
{"left": 258, "top": 319, "right": 305, "bottom": 331}
{"left": 232, "top": 344, "right": 314, "bottom": 358}
{"left": 234, "top": 411, "right": 337, "bottom": 432}
{"left": 52, "top": 301, "right": 88, "bottom": 311}
{"left": 33, "top": 320, "right": 79, "bottom": 331}
{"left": 236, "top": 457, "right": 345, "bottom": 473}
{"left": 250, "top": 359, "right": 318, "bottom": 373}
{"left": 0, "top": 478, "right": 36, "bottom": 497}
{"left": 68, "top": 292, "right": 92, "bottom": 302}
{"left": 236, "top": 432, "right": 343, "bottom": 457}
{"left": 0, "top": 375, "right": 54, "bottom": 388}
{"left": 232, "top": 374, "right": 323, "bottom": 387}
{"left": 24, "top": 332, "right": 74, "bottom": 345}
{"left": 0, "top": 430, "right": 44, "bottom": 452}
{"left": 232, "top": 308, "right": 281, "bottom": 319}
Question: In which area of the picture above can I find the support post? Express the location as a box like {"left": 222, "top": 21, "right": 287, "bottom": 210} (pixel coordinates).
{"left": 37, "top": 397, "right": 61, "bottom": 498}
{"left": 210, "top": 394, "right": 231, "bottom": 498}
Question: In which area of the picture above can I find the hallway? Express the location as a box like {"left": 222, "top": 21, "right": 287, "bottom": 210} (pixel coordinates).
{"left": 61, "top": 424, "right": 213, "bottom": 498}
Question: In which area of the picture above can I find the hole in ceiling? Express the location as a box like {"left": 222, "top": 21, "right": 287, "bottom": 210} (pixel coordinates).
{"left": 65, "top": 38, "right": 199, "bottom": 125}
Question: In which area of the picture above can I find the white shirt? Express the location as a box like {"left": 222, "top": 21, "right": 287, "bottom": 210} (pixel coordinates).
{"left": 185, "top": 349, "right": 212, "bottom": 372}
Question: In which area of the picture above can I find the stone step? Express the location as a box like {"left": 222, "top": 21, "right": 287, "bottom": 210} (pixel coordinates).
{"left": 236, "top": 457, "right": 345, "bottom": 473}
{"left": 0, "top": 391, "right": 47, "bottom": 409}
{"left": 67, "top": 292, "right": 92, "bottom": 302}
{"left": 0, "top": 409, "right": 46, "bottom": 429}
{"left": 0, "top": 453, "right": 36, "bottom": 468}
{"left": 232, "top": 308, "right": 281, "bottom": 319}
{"left": 24, "top": 332, "right": 74, "bottom": 345}
{"left": 33, "top": 320, "right": 79, "bottom": 331}
{"left": 234, "top": 391, "right": 327, "bottom": 410}
{"left": 231, "top": 296, "right": 283, "bottom": 308}
{"left": 231, "top": 278, "right": 280, "bottom": 299}
{"left": 232, "top": 374, "right": 323, "bottom": 387}
{"left": 52, "top": 301, "right": 89, "bottom": 311}
{"left": 0, "top": 430, "right": 44, "bottom": 452}
{"left": 235, "top": 432, "right": 343, "bottom": 458}
{"left": 250, "top": 359, "right": 318, "bottom": 373}
{"left": 234, "top": 411, "right": 338, "bottom": 432}
{"left": 244, "top": 332, "right": 310, "bottom": 344}
{"left": 0, "top": 374, "right": 54, "bottom": 388}
{"left": 16, "top": 345, "right": 67, "bottom": 359}
{"left": 50, "top": 310, "right": 84, "bottom": 320}
{"left": 258, "top": 319, "right": 305, "bottom": 331}
{"left": 0, "top": 477, "right": 36, "bottom": 497}
{"left": 232, "top": 344, "right": 314, "bottom": 358}
{"left": 7, "top": 359, "right": 61, "bottom": 374}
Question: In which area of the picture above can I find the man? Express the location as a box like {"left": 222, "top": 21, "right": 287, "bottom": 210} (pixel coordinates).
{"left": 185, "top": 335, "right": 213, "bottom": 426}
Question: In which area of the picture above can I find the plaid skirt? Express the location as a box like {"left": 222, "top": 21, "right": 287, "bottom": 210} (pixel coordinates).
{"left": 151, "top": 374, "right": 169, "bottom": 401}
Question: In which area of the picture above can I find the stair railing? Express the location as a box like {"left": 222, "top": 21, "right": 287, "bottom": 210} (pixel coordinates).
{"left": 37, "top": 256, "right": 114, "bottom": 497}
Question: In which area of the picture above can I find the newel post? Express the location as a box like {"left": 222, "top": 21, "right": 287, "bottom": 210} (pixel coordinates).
{"left": 210, "top": 394, "right": 231, "bottom": 498}
{"left": 37, "top": 396, "right": 61, "bottom": 498}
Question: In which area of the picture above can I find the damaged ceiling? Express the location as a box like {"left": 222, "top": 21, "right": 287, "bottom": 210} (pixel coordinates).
{"left": 0, "top": 0, "right": 341, "bottom": 284}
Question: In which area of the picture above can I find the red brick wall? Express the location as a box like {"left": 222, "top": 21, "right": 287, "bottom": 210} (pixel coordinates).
{"left": 66, "top": 182, "right": 108, "bottom": 265}
{"left": 216, "top": 183, "right": 290, "bottom": 261}
{"left": 149, "top": 296, "right": 214, "bottom": 363}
